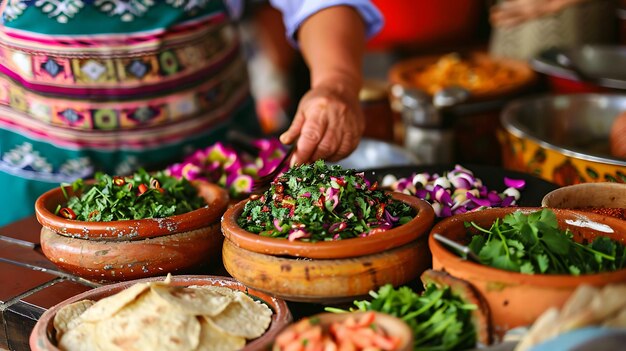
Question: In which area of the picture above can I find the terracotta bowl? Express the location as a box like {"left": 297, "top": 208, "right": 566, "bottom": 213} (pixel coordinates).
{"left": 429, "top": 207, "right": 626, "bottom": 337}
{"left": 29, "top": 275, "right": 292, "bottom": 351}
{"left": 222, "top": 192, "right": 435, "bottom": 259}
{"left": 273, "top": 312, "right": 413, "bottom": 351}
{"left": 35, "top": 181, "right": 229, "bottom": 281}
{"left": 542, "top": 182, "right": 626, "bottom": 211}
{"left": 223, "top": 238, "right": 429, "bottom": 303}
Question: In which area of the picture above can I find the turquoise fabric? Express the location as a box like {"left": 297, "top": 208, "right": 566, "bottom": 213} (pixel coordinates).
{"left": 4, "top": 2, "right": 225, "bottom": 35}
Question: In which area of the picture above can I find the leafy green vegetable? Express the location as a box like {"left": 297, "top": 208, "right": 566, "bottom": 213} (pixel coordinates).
{"left": 467, "top": 209, "right": 626, "bottom": 275}
{"left": 58, "top": 169, "right": 206, "bottom": 221}
{"left": 237, "top": 160, "right": 414, "bottom": 241}
{"left": 326, "top": 284, "right": 477, "bottom": 351}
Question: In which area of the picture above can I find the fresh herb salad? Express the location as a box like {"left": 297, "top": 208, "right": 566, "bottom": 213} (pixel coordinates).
{"left": 57, "top": 169, "right": 206, "bottom": 221}
{"left": 237, "top": 161, "right": 414, "bottom": 241}
{"left": 467, "top": 209, "right": 626, "bottom": 275}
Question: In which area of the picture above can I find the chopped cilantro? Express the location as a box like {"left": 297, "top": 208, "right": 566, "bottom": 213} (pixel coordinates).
{"left": 58, "top": 169, "right": 206, "bottom": 221}
{"left": 467, "top": 209, "right": 626, "bottom": 275}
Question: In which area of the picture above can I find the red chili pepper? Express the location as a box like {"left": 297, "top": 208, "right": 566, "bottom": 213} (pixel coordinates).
{"left": 315, "top": 195, "right": 325, "bottom": 208}
{"left": 138, "top": 183, "right": 148, "bottom": 195}
{"left": 261, "top": 205, "right": 270, "bottom": 213}
{"left": 369, "top": 181, "right": 379, "bottom": 191}
{"left": 335, "top": 178, "right": 346, "bottom": 187}
{"left": 113, "top": 176, "right": 125, "bottom": 186}
{"left": 275, "top": 184, "right": 284, "bottom": 194}
{"left": 376, "top": 203, "right": 386, "bottom": 220}
{"left": 59, "top": 207, "right": 77, "bottom": 220}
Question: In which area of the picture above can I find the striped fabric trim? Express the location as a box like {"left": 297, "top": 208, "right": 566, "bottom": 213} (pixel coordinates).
{"left": 0, "top": 82, "right": 250, "bottom": 151}
{"left": 0, "top": 56, "right": 248, "bottom": 131}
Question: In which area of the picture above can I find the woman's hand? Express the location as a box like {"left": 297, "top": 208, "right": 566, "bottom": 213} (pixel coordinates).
{"left": 280, "top": 79, "right": 364, "bottom": 165}
{"left": 280, "top": 5, "right": 367, "bottom": 166}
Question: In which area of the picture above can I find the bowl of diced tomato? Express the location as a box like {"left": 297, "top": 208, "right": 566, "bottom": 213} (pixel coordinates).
{"left": 273, "top": 311, "right": 413, "bottom": 351}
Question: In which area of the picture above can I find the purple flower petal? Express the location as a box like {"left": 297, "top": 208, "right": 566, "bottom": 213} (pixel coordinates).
{"left": 504, "top": 177, "right": 526, "bottom": 189}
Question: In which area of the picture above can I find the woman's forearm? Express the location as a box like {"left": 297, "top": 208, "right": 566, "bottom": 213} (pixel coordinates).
{"left": 297, "top": 5, "right": 366, "bottom": 95}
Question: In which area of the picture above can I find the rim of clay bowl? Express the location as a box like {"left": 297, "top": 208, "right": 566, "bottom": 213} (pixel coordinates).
{"left": 542, "top": 182, "right": 626, "bottom": 208}
{"left": 35, "top": 180, "right": 229, "bottom": 240}
{"left": 29, "top": 275, "right": 292, "bottom": 351}
{"left": 274, "top": 312, "right": 413, "bottom": 351}
{"left": 222, "top": 192, "right": 435, "bottom": 259}
{"left": 429, "top": 207, "right": 626, "bottom": 287}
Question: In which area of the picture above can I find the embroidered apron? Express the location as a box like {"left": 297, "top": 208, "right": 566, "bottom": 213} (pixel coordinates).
{"left": 0, "top": 0, "right": 258, "bottom": 226}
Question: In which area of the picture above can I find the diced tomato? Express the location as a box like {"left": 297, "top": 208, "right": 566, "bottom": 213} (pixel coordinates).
{"left": 356, "top": 312, "right": 376, "bottom": 327}
{"left": 275, "top": 329, "right": 298, "bottom": 346}
{"left": 323, "top": 337, "right": 338, "bottom": 351}
{"left": 338, "top": 340, "right": 356, "bottom": 351}
{"left": 282, "top": 339, "right": 305, "bottom": 351}
{"left": 371, "top": 334, "right": 399, "bottom": 351}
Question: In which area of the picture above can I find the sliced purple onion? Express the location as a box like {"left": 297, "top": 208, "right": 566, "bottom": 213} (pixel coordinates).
{"left": 273, "top": 219, "right": 283, "bottom": 232}
{"left": 288, "top": 229, "right": 310, "bottom": 241}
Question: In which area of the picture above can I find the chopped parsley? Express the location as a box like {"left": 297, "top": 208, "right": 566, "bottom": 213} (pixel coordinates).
{"left": 237, "top": 160, "right": 414, "bottom": 241}
{"left": 57, "top": 169, "right": 206, "bottom": 221}
{"left": 467, "top": 209, "right": 626, "bottom": 275}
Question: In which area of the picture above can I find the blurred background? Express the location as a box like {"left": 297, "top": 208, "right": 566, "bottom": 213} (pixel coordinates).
{"left": 238, "top": 0, "right": 626, "bottom": 187}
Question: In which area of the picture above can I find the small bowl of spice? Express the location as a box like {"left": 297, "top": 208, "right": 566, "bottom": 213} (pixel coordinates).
{"left": 221, "top": 161, "right": 435, "bottom": 303}
{"left": 541, "top": 182, "right": 626, "bottom": 220}
{"left": 35, "top": 169, "right": 229, "bottom": 282}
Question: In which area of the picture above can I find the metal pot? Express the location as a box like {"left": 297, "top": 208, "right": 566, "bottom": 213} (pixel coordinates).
{"left": 499, "top": 94, "right": 626, "bottom": 186}
{"left": 532, "top": 46, "right": 626, "bottom": 93}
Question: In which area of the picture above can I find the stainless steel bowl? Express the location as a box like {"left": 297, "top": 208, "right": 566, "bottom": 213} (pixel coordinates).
{"left": 334, "top": 138, "right": 420, "bottom": 170}
{"left": 499, "top": 94, "right": 626, "bottom": 186}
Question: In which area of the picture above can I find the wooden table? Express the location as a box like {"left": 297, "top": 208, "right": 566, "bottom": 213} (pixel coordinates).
{"left": 0, "top": 216, "right": 326, "bottom": 351}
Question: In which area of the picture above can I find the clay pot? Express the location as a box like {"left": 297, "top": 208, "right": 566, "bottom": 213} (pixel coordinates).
{"left": 222, "top": 192, "right": 435, "bottom": 259}
{"left": 35, "top": 181, "right": 229, "bottom": 281}
{"left": 29, "top": 275, "right": 292, "bottom": 351}
{"left": 222, "top": 238, "right": 430, "bottom": 303}
{"left": 542, "top": 182, "right": 626, "bottom": 209}
{"left": 429, "top": 207, "right": 626, "bottom": 337}
{"left": 221, "top": 192, "right": 434, "bottom": 303}
{"left": 274, "top": 312, "right": 413, "bottom": 351}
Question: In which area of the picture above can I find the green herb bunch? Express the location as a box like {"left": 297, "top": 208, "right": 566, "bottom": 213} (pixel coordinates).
{"left": 467, "top": 209, "right": 626, "bottom": 275}
{"left": 58, "top": 169, "right": 206, "bottom": 221}
{"left": 237, "top": 160, "right": 414, "bottom": 241}
{"left": 328, "top": 284, "right": 478, "bottom": 351}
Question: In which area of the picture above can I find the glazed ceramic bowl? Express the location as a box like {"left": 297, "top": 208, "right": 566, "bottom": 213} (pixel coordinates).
{"left": 542, "top": 182, "right": 626, "bottom": 211}
{"left": 221, "top": 193, "right": 435, "bottom": 303}
{"left": 499, "top": 94, "right": 626, "bottom": 186}
{"left": 35, "top": 180, "right": 229, "bottom": 281}
{"left": 29, "top": 275, "right": 292, "bottom": 351}
{"left": 429, "top": 207, "right": 626, "bottom": 337}
{"left": 273, "top": 312, "right": 413, "bottom": 351}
